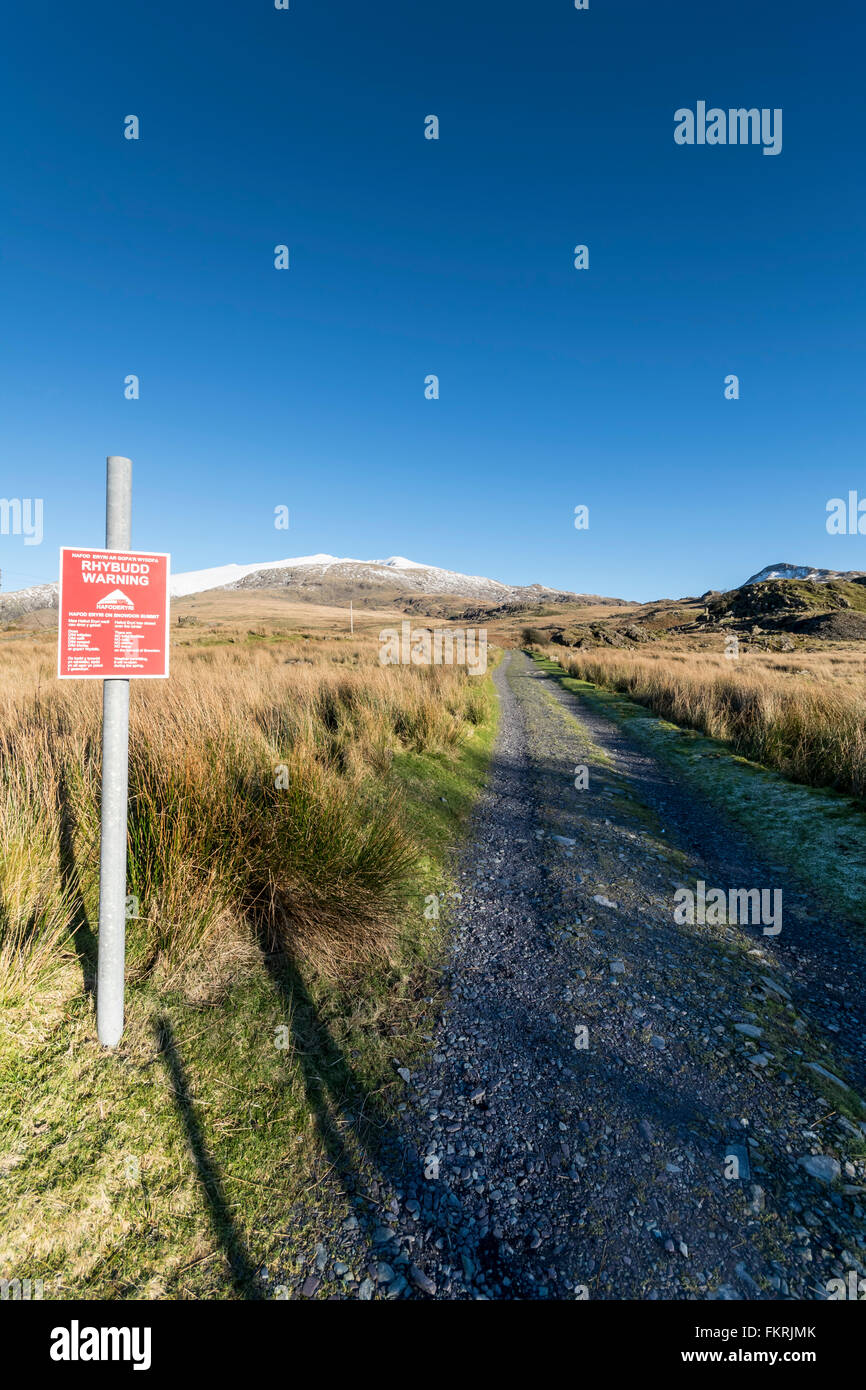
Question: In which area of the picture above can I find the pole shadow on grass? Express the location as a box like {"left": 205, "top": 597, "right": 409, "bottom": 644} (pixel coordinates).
{"left": 154, "top": 1014, "right": 264, "bottom": 1300}
{"left": 255, "top": 937, "right": 527, "bottom": 1298}
{"left": 56, "top": 767, "right": 97, "bottom": 994}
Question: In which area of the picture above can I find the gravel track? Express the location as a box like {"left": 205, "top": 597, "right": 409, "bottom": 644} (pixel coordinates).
{"left": 280, "top": 651, "right": 866, "bottom": 1301}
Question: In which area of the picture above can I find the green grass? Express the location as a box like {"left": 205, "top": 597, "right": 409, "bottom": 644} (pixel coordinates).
{"left": 530, "top": 652, "right": 866, "bottom": 1131}
{"left": 0, "top": 673, "right": 498, "bottom": 1301}
{"left": 531, "top": 653, "right": 866, "bottom": 929}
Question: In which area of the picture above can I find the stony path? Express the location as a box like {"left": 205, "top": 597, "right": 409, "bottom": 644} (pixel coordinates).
{"left": 280, "top": 650, "right": 866, "bottom": 1301}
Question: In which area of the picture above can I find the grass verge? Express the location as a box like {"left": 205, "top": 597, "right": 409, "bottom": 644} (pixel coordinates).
{"left": 548, "top": 643, "right": 866, "bottom": 800}
{"left": 530, "top": 653, "right": 866, "bottom": 929}
{"left": 0, "top": 637, "right": 498, "bottom": 1300}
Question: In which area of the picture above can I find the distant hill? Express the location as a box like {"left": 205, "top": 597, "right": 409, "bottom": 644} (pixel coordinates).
{"left": 0, "top": 553, "right": 627, "bottom": 623}
{"left": 744, "top": 562, "right": 866, "bottom": 586}
{"left": 520, "top": 562, "right": 866, "bottom": 651}
{"left": 704, "top": 572, "right": 866, "bottom": 640}
{"left": 225, "top": 555, "right": 624, "bottom": 611}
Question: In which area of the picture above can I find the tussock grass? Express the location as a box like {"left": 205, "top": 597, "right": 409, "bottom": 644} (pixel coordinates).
{"left": 0, "top": 806, "right": 77, "bottom": 1013}
{"left": 549, "top": 646, "right": 866, "bottom": 799}
{"left": 0, "top": 632, "right": 493, "bottom": 1005}
{"left": 0, "top": 623, "right": 498, "bottom": 1298}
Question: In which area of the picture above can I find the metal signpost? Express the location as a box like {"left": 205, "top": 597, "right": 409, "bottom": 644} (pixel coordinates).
{"left": 98, "top": 457, "right": 132, "bottom": 1047}
{"left": 57, "top": 457, "right": 171, "bottom": 1048}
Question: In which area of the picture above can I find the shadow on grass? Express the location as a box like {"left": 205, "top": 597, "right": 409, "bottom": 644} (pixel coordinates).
{"left": 154, "top": 1013, "right": 264, "bottom": 1300}
{"left": 256, "top": 941, "right": 522, "bottom": 1297}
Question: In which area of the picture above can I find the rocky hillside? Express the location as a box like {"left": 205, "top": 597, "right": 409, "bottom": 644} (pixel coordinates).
{"left": 0, "top": 582, "right": 59, "bottom": 623}
{"left": 0, "top": 552, "right": 627, "bottom": 623}
{"left": 229, "top": 557, "right": 621, "bottom": 612}
{"left": 744, "top": 562, "right": 866, "bottom": 585}
{"left": 703, "top": 577, "right": 866, "bottom": 636}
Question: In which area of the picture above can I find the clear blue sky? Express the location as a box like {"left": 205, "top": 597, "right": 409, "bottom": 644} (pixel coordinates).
{"left": 2, "top": 0, "right": 864, "bottom": 601}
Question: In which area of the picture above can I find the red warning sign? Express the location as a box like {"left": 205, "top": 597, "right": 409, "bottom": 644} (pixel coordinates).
{"left": 58, "top": 548, "right": 171, "bottom": 679}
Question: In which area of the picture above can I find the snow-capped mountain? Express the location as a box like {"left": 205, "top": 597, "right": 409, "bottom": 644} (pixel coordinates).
{"left": 743, "top": 562, "right": 866, "bottom": 586}
{"left": 0, "top": 581, "right": 58, "bottom": 622}
{"left": 221, "top": 554, "right": 571, "bottom": 603}
{"left": 169, "top": 553, "right": 344, "bottom": 597}
{"left": 168, "top": 553, "right": 513, "bottom": 598}
{"left": 0, "top": 553, "right": 611, "bottom": 620}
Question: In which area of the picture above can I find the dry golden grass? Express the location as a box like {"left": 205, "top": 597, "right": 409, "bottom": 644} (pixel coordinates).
{"left": 547, "top": 642, "right": 866, "bottom": 799}
{"left": 0, "top": 616, "right": 499, "bottom": 1299}
{"left": 0, "top": 624, "right": 493, "bottom": 1004}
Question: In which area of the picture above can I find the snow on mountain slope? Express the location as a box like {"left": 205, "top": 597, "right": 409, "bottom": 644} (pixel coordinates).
{"left": 229, "top": 555, "right": 528, "bottom": 601}
{"left": 0, "top": 553, "right": 594, "bottom": 618}
{"left": 743, "top": 562, "right": 865, "bottom": 586}
{"left": 376, "top": 556, "right": 431, "bottom": 570}
{"left": 168, "top": 554, "right": 359, "bottom": 597}
{"left": 0, "top": 581, "right": 59, "bottom": 621}
{"left": 171, "top": 553, "right": 527, "bottom": 600}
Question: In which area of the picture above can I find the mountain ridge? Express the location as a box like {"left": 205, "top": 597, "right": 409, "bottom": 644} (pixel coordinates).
{"left": 743, "top": 561, "right": 866, "bottom": 586}
{"left": 0, "top": 553, "right": 625, "bottom": 622}
{"left": 7, "top": 556, "right": 861, "bottom": 627}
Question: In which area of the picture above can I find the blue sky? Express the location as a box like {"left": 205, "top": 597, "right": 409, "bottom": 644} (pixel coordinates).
{"left": 1, "top": 0, "right": 864, "bottom": 602}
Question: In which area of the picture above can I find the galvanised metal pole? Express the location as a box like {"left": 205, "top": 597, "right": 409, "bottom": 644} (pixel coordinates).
{"left": 96, "top": 455, "right": 132, "bottom": 1047}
